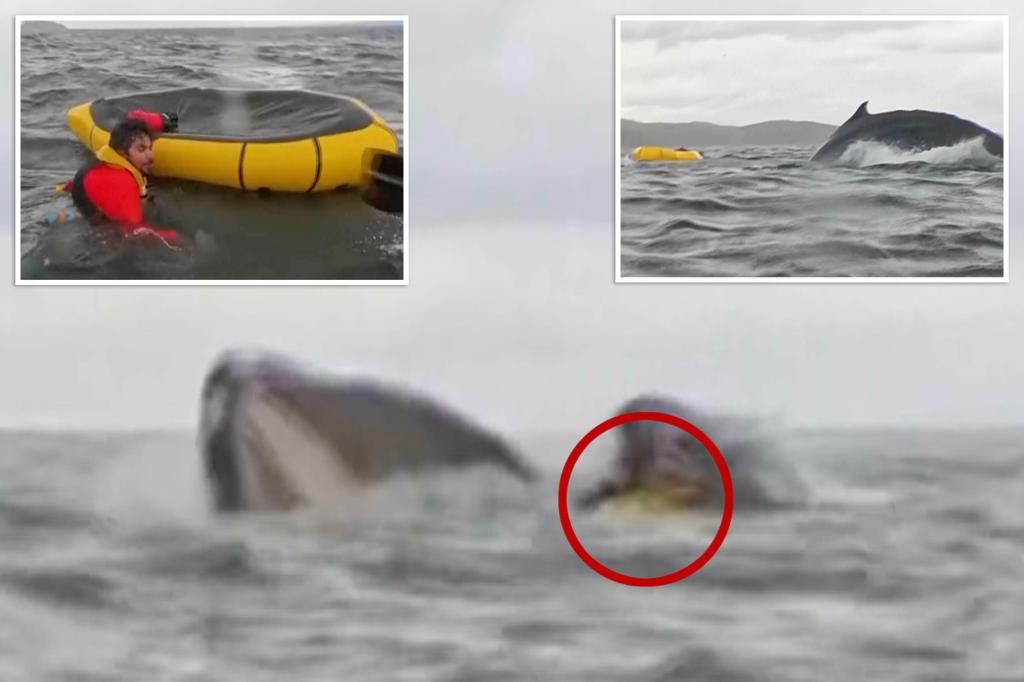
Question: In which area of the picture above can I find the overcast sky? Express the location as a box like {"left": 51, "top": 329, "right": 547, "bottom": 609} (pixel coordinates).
{"left": 3, "top": 0, "right": 1022, "bottom": 439}
{"left": 620, "top": 19, "right": 1005, "bottom": 130}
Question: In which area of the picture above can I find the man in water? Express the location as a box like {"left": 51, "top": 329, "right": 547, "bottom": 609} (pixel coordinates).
{"left": 67, "top": 114, "right": 180, "bottom": 248}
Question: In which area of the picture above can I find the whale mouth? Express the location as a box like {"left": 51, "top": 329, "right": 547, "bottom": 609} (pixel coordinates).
{"left": 237, "top": 384, "right": 365, "bottom": 511}
{"left": 198, "top": 351, "right": 536, "bottom": 513}
{"left": 200, "top": 362, "right": 352, "bottom": 512}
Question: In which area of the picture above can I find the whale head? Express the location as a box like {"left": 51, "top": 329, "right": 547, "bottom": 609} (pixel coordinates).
{"left": 198, "top": 350, "right": 536, "bottom": 513}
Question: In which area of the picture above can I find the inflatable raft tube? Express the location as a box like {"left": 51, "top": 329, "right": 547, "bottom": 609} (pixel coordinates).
{"left": 630, "top": 146, "right": 704, "bottom": 162}
{"left": 66, "top": 88, "right": 399, "bottom": 193}
{"left": 605, "top": 483, "right": 708, "bottom": 516}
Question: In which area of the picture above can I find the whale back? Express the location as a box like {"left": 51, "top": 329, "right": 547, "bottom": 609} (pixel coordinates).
{"left": 812, "top": 101, "right": 1004, "bottom": 162}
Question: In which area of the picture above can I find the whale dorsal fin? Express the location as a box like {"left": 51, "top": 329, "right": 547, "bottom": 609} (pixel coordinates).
{"left": 839, "top": 101, "right": 871, "bottom": 128}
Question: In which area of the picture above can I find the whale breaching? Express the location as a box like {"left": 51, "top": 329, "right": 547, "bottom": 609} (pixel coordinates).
{"left": 576, "top": 394, "right": 805, "bottom": 512}
{"left": 811, "top": 101, "right": 1003, "bottom": 163}
{"left": 198, "top": 350, "right": 536, "bottom": 512}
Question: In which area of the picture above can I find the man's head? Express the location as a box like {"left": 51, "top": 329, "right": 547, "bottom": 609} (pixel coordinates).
{"left": 109, "top": 118, "right": 154, "bottom": 175}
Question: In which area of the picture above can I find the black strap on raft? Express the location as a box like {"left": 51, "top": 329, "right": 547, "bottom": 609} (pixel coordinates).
{"left": 69, "top": 160, "right": 104, "bottom": 223}
{"left": 360, "top": 149, "right": 403, "bottom": 214}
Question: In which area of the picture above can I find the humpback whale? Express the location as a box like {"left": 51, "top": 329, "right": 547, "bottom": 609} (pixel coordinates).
{"left": 199, "top": 351, "right": 536, "bottom": 512}
{"left": 576, "top": 394, "right": 803, "bottom": 512}
{"left": 811, "top": 101, "right": 1003, "bottom": 163}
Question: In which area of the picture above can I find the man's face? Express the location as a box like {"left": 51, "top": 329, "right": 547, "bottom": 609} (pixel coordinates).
{"left": 126, "top": 135, "right": 154, "bottom": 175}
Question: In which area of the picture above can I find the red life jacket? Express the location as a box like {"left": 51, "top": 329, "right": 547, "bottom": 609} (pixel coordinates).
{"left": 68, "top": 146, "right": 178, "bottom": 246}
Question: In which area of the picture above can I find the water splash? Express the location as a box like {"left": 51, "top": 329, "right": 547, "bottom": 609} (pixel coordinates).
{"left": 836, "top": 136, "right": 1001, "bottom": 168}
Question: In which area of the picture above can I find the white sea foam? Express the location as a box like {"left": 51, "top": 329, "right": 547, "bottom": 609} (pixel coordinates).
{"left": 836, "top": 136, "right": 1001, "bottom": 168}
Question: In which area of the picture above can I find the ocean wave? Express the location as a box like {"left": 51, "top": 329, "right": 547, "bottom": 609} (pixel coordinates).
{"left": 0, "top": 567, "right": 122, "bottom": 611}
{"left": 621, "top": 144, "right": 1003, "bottom": 277}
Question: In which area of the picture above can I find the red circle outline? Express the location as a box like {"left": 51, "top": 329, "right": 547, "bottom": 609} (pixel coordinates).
{"left": 558, "top": 411, "right": 734, "bottom": 586}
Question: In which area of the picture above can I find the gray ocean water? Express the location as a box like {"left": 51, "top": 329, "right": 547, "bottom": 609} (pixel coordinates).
{"left": 1, "top": 427, "right": 1021, "bottom": 681}
{"left": 18, "top": 23, "right": 404, "bottom": 280}
{"left": 620, "top": 144, "right": 1004, "bottom": 278}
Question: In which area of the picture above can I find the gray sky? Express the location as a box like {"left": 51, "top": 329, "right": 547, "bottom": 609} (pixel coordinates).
{"left": 4, "top": 0, "right": 1023, "bottom": 438}
{"left": 620, "top": 19, "right": 1005, "bottom": 130}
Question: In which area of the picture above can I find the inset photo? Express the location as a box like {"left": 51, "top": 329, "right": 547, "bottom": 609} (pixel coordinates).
{"left": 616, "top": 16, "right": 1007, "bottom": 281}
{"left": 16, "top": 15, "right": 406, "bottom": 284}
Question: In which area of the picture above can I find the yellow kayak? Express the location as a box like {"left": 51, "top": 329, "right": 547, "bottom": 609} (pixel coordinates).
{"left": 630, "top": 146, "right": 704, "bottom": 162}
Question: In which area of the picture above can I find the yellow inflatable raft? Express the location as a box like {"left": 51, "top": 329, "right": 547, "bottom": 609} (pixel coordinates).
{"left": 66, "top": 88, "right": 399, "bottom": 193}
{"left": 605, "top": 483, "right": 708, "bottom": 516}
{"left": 630, "top": 146, "right": 704, "bottom": 162}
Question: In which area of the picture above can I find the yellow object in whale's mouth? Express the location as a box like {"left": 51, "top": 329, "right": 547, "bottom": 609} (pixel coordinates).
{"left": 605, "top": 483, "right": 708, "bottom": 515}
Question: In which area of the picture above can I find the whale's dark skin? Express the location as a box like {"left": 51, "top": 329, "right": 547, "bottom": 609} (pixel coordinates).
{"left": 811, "top": 101, "right": 1003, "bottom": 163}
{"left": 199, "top": 351, "right": 536, "bottom": 512}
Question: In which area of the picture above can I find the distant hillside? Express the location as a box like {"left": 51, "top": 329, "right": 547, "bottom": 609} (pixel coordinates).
{"left": 21, "top": 21, "right": 68, "bottom": 34}
{"left": 621, "top": 118, "right": 838, "bottom": 149}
